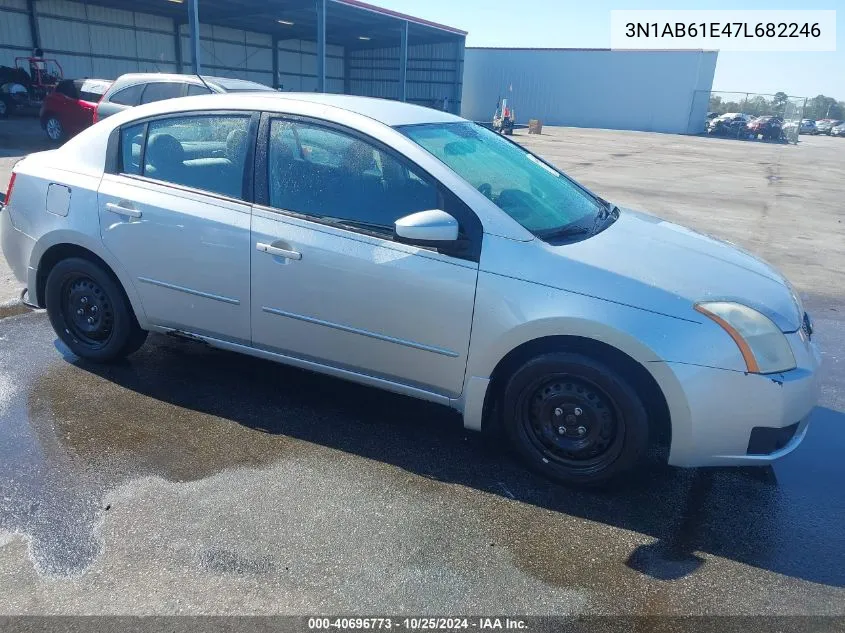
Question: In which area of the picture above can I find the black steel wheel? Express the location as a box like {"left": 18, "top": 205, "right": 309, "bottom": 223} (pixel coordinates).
{"left": 45, "top": 257, "right": 147, "bottom": 362}
{"left": 503, "top": 351, "right": 649, "bottom": 486}
{"left": 60, "top": 275, "right": 115, "bottom": 349}
{"left": 520, "top": 374, "right": 625, "bottom": 473}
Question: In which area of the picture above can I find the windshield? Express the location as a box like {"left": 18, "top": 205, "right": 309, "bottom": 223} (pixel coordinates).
{"left": 399, "top": 122, "right": 604, "bottom": 237}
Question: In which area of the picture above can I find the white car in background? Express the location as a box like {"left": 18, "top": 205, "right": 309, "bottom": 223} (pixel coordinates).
{"left": 0, "top": 93, "right": 821, "bottom": 486}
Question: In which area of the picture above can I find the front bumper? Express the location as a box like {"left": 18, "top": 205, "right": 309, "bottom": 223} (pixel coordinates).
{"left": 665, "top": 329, "right": 821, "bottom": 468}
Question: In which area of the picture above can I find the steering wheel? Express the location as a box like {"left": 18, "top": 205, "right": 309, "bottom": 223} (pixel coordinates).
{"left": 477, "top": 183, "right": 493, "bottom": 199}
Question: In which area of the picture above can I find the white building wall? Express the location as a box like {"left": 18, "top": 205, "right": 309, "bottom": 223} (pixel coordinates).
{"left": 461, "top": 48, "right": 718, "bottom": 134}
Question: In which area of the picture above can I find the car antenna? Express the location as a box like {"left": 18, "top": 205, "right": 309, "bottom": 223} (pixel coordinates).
{"left": 196, "top": 73, "right": 213, "bottom": 92}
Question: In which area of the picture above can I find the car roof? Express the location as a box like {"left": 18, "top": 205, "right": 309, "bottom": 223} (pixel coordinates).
{"left": 108, "top": 73, "right": 269, "bottom": 91}
{"left": 112, "top": 91, "right": 465, "bottom": 127}
{"left": 202, "top": 76, "right": 273, "bottom": 92}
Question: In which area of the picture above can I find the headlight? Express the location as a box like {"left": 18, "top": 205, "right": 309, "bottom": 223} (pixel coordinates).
{"left": 695, "top": 302, "right": 796, "bottom": 374}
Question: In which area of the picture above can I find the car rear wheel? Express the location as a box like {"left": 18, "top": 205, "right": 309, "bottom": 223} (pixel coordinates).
{"left": 45, "top": 116, "right": 64, "bottom": 142}
{"left": 45, "top": 257, "right": 147, "bottom": 362}
{"left": 502, "top": 352, "right": 649, "bottom": 487}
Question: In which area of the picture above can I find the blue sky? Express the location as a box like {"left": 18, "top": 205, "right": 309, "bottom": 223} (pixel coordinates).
{"left": 377, "top": 0, "right": 843, "bottom": 100}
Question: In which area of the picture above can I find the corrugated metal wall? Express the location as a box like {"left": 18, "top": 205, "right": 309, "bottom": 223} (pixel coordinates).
{"left": 0, "top": 0, "right": 33, "bottom": 68}
{"left": 178, "top": 23, "right": 274, "bottom": 85}
{"left": 33, "top": 0, "right": 177, "bottom": 78}
{"left": 277, "top": 39, "right": 344, "bottom": 94}
{"left": 349, "top": 40, "right": 463, "bottom": 113}
{"left": 461, "top": 48, "right": 718, "bottom": 134}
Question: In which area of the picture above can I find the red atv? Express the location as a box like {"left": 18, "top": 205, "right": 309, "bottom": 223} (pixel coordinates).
{"left": 0, "top": 52, "right": 63, "bottom": 117}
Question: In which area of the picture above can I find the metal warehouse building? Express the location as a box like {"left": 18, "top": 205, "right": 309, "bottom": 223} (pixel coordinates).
{"left": 0, "top": 0, "right": 466, "bottom": 112}
{"left": 462, "top": 48, "right": 718, "bottom": 134}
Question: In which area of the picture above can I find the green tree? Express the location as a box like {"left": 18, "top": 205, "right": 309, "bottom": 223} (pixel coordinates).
{"left": 804, "top": 95, "right": 844, "bottom": 120}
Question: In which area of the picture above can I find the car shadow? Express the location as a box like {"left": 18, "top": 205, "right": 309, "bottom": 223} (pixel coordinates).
{"left": 44, "top": 333, "right": 845, "bottom": 587}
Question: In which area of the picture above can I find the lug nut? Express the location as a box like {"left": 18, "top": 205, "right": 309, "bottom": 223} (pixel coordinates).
{"left": 557, "top": 426, "right": 566, "bottom": 435}
{"left": 574, "top": 407, "right": 583, "bottom": 416}
{"left": 554, "top": 407, "right": 563, "bottom": 417}
{"left": 77, "top": 308, "right": 84, "bottom": 316}
{"left": 87, "top": 316, "right": 95, "bottom": 324}
{"left": 577, "top": 426, "right": 587, "bottom": 437}
{"left": 90, "top": 305, "right": 98, "bottom": 313}
{"left": 81, "top": 297, "right": 88, "bottom": 305}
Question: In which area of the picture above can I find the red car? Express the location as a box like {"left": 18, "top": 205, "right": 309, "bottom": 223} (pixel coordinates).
{"left": 40, "top": 78, "right": 110, "bottom": 142}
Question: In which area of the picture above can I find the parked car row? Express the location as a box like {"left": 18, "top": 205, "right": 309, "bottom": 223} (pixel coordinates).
{"left": 810, "top": 118, "right": 844, "bottom": 135}
{"left": 706, "top": 113, "right": 786, "bottom": 141}
{"left": 37, "top": 72, "right": 274, "bottom": 142}
{"left": 706, "top": 113, "right": 845, "bottom": 140}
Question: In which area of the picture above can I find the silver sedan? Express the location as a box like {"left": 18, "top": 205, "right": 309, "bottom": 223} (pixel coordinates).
{"left": 0, "top": 92, "right": 821, "bottom": 486}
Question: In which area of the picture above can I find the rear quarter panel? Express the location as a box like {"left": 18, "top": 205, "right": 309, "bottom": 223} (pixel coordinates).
{"left": 10, "top": 150, "right": 149, "bottom": 327}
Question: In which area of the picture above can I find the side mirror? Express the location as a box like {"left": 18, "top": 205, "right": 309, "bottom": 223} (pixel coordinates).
{"left": 394, "top": 209, "right": 459, "bottom": 246}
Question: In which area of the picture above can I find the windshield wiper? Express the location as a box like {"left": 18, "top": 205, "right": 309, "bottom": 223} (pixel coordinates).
{"left": 537, "top": 224, "right": 592, "bottom": 241}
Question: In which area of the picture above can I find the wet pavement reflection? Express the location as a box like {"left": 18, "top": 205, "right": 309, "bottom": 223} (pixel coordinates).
{"left": 1, "top": 309, "right": 844, "bottom": 602}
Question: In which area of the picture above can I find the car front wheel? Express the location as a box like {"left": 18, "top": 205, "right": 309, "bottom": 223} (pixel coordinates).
{"left": 45, "top": 257, "right": 147, "bottom": 362}
{"left": 502, "top": 352, "right": 649, "bottom": 486}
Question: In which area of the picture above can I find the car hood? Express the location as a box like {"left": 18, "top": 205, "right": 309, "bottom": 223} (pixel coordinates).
{"left": 533, "top": 209, "right": 802, "bottom": 331}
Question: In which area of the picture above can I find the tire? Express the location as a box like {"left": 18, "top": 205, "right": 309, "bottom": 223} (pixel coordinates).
{"left": 45, "top": 116, "right": 64, "bottom": 142}
{"left": 502, "top": 352, "right": 649, "bottom": 487}
{"left": 45, "top": 257, "right": 147, "bottom": 362}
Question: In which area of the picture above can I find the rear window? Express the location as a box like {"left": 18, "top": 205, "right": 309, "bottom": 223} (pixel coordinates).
{"left": 109, "top": 83, "right": 144, "bottom": 106}
{"left": 141, "top": 82, "right": 184, "bottom": 104}
{"left": 54, "top": 80, "right": 77, "bottom": 98}
{"left": 187, "top": 84, "right": 212, "bottom": 96}
{"left": 75, "top": 79, "right": 110, "bottom": 102}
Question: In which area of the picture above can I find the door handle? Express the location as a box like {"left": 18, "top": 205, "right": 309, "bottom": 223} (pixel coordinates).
{"left": 256, "top": 242, "right": 302, "bottom": 260}
{"left": 105, "top": 202, "right": 142, "bottom": 218}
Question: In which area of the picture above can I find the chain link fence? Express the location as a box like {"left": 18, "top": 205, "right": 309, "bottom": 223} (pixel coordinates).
{"left": 688, "top": 91, "right": 807, "bottom": 143}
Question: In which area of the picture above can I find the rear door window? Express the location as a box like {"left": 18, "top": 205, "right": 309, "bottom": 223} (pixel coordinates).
{"left": 141, "top": 114, "right": 252, "bottom": 199}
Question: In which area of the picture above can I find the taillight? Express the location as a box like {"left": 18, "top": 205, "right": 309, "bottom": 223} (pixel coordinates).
{"left": 3, "top": 171, "right": 16, "bottom": 207}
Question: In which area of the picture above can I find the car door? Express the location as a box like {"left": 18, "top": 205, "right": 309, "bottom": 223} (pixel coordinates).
{"left": 97, "top": 111, "right": 258, "bottom": 344}
{"left": 250, "top": 115, "right": 481, "bottom": 398}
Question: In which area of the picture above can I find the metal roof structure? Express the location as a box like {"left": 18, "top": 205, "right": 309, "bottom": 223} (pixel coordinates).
{"left": 1, "top": 0, "right": 466, "bottom": 112}
{"left": 81, "top": 0, "right": 465, "bottom": 47}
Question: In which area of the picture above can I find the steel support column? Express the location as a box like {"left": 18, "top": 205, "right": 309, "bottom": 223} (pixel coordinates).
{"left": 316, "top": 0, "right": 326, "bottom": 92}
{"left": 452, "top": 37, "right": 464, "bottom": 115}
{"left": 188, "top": 0, "right": 201, "bottom": 75}
{"left": 26, "top": 0, "right": 40, "bottom": 50}
{"left": 272, "top": 34, "right": 280, "bottom": 89}
{"left": 174, "top": 21, "right": 184, "bottom": 73}
{"left": 399, "top": 20, "right": 408, "bottom": 102}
